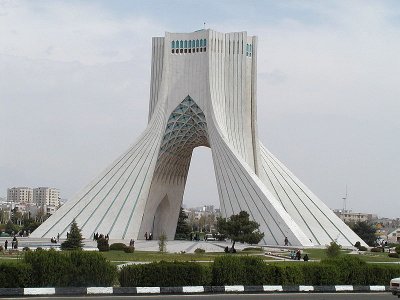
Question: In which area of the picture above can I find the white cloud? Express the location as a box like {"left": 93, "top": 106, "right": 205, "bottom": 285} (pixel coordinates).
{"left": 0, "top": 1, "right": 164, "bottom": 64}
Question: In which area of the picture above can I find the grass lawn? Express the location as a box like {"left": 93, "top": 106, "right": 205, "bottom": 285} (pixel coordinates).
{"left": 356, "top": 251, "right": 400, "bottom": 262}
{"left": 100, "top": 250, "right": 278, "bottom": 263}
{"left": 268, "top": 248, "right": 400, "bottom": 263}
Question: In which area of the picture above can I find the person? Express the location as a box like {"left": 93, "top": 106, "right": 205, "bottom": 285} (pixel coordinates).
{"left": 57, "top": 233, "right": 60, "bottom": 242}
{"left": 4, "top": 240, "right": 8, "bottom": 250}
{"left": 149, "top": 232, "right": 153, "bottom": 240}
{"left": 296, "top": 249, "right": 301, "bottom": 260}
{"left": 303, "top": 254, "right": 309, "bottom": 262}
{"left": 290, "top": 250, "right": 296, "bottom": 259}
{"left": 144, "top": 232, "right": 148, "bottom": 240}
{"left": 14, "top": 238, "right": 18, "bottom": 250}
{"left": 284, "top": 236, "right": 289, "bottom": 246}
{"left": 130, "top": 239, "right": 135, "bottom": 247}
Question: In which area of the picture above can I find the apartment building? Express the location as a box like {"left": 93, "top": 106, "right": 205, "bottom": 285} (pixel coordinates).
{"left": 33, "top": 187, "right": 60, "bottom": 207}
{"left": 7, "top": 187, "right": 33, "bottom": 203}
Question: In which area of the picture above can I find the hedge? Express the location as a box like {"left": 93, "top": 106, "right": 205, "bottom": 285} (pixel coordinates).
{"left": 119, "top": 255, "right": 400, "bottom": 286}
{"left": 212, "top": 256, "right": 270, "bottom": 285}
{"left": 119, "top": 261, "right": 211, "bottom": 287}
{"left": 110, "top": 243, "right": 127, "bottom": 251}
{"left": 0, "top": 261, "right": 32, "bottom": 288}
{"left": 24, "top": 249, "right": 117, "bottom": 287}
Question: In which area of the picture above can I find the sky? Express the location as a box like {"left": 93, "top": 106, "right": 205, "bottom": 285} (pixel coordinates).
{"left": 0, "top": 0, "right": 399, "bottom": 217}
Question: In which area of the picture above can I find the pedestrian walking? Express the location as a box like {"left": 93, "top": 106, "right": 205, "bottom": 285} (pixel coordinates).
{"left": 284, "top": 236, "right": 289, "bottom": 246}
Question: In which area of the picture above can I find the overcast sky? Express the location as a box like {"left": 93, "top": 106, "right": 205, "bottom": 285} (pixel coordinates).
{"left": 1, "top": 0, "right": 399, "bottom": 218}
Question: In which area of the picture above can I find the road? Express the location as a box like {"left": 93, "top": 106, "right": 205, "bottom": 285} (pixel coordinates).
{"left": 1, "top": 293, "right": 394, "bottom": 299}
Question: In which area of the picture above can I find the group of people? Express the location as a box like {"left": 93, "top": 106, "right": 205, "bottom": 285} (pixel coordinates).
{"left": 3, "top": 236, "right": 18, "bottom": 250}
{"left": 189, "top": 232, "right": 200, "bottom": 241}
{"left": 129, "top": 239, "right": 135, "bottom": 247}
{"left": 285, "top": 237, "right": 309, "bottom": 261}
{"left": 144, "top": 232, "right": 153, "bottom": 240}
{"left": 50, "top": 233, "right": 60, "bottom": 244}
{"left": 93, "top": 232, "right": 109, "bottom": 241}
{"left": 289, "top": 249, "right": 309, "bottom": 261}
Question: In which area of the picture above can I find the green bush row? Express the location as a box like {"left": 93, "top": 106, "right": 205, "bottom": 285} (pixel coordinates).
{"left": 2, "top": 252, "right": 400, "bottom": 288}
{"left": 120, "top": 255, "right": 400, "bottom": 286}
{"left": 0, "top": 261, "right": 32, "bottom": 288}
{"left": 0, "top": 249, "right": 117, "bottom": 288}
{"left": 119, "top": 261, "right": 211, "bottom": 287}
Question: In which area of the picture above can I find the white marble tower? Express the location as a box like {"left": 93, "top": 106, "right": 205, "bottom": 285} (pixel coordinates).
{"left": 32, "top": 30, "right": 365, "bottom": 247}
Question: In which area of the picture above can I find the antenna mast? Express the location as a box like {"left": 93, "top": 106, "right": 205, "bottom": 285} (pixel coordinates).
{"left": 342, "top": 185, "right": 348, "bottom": 212}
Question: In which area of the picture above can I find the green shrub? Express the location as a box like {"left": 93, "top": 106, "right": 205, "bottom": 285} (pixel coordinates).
{"left": 194, "top": 248, "right": 205, "bottom": 254}
{"left": 123, "top": 246, "right": 135, "bottom": 253}
{"left": 389, "top": 253, "right": 399, "bottom": 258}
{"left": 110, "top": 243, "right": 127, "bottom": 251}
{"left": 97, "top": 237, "right": 110, "bottom": 252}
{"left": 22, "top": 247, "right": 30, "bottom": 251}
{"left": 242, "top": 247, "right": 263, "bottom": 252}
{"left": 326, "top": 242, "right": 341, "bottom": 258}
{"left": 275, "top": 264, "right": 305, "bottom": 285}
{"left": 67, "top": 251, "right": 117, "bottom": 286}
{"left": 322, "top": 255, "right": 367, "bottom": 285}
{"left": 212, "top": 256, "right": 268, "bottom": 285}
{"left": 371, "top": 247, "right": 383, "bottom": 252}
{"left": 25, "top": 249, "right": 71, "bottom": 287}
{"left": 358, "top": 246, "right": 367, "bottom": 251}
{"left": 24, "top": 249, "right": 116, "bottom": 287}
{"left": 300, "top": 263, "right": 340, "bottom": 285}
{"left": 365, "top": 264, "right": 400, "bottom": 285}
{"left": 0, "top": 261, "right": 32, "bottom": 287}
{"left": 395, "top": 245, "right": 400, "bottom": 255}
{"left": 119, "top": 261, "right": 211, "bottom": 287}
{"left": 354, "top": 241, "right": 361, "bottom": 248}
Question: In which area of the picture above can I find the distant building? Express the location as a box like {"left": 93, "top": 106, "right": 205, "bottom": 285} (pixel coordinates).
{"left": 33, "top": 187, "right": 60, "bottom": 208}
{"left": 202, "top": 205, "right": 215, "bottom": 213}
{"left": 387, "top": 228, "right": 400, "bottom": 244}
{"left": 333, "top": 209, "right": 377, "bottom": 223}
{"left": 5, "top": 186, "right": 61, "bottom": 219}
{"left": 7, "top": 187, "right": 33, "bottom": 203}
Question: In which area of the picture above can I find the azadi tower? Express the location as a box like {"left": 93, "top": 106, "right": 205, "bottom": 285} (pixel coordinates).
{"left": 33, "top": 30, "right": 365, "bottom": 247}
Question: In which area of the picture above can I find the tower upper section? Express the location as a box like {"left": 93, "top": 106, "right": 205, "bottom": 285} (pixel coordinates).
{"left": 147, "top": 29, "right": 260, "bottom": 173}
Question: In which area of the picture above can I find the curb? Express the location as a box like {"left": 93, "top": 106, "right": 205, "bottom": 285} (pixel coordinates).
{"left": 0, "top": 285, "right": 390, "bottom": 296}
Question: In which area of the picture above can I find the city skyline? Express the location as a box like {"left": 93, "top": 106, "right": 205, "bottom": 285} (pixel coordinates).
{"left": 1, "top": 1, "right": 399, "bottom": 218}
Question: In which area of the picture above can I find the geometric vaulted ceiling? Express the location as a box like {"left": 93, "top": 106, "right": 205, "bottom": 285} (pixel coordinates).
{"left": 158, "top": 95, "right": 209, "bottom": 159}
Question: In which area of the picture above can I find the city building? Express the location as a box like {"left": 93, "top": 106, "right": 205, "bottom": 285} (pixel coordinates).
{"left": 33, "top": 187, "right": 60, "bottom": 207}
{"left": 33, "top": 29, "right": 365, "bottom": 247}
{"left": 7, "top": 187, "right": 33, "bottom": 203}
{"left": 333, "top": 209, "right": 377, "bottom": 224}
{"left": 4, "top": 187, "right": 61, "bottom": 221}
{"left": 387, "top": 228, "right": 400, "bottom": 244}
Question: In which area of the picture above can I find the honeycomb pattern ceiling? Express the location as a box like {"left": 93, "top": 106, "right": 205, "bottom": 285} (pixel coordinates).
{"left": 158, "top": 96, "right": 209, "bottom": 159}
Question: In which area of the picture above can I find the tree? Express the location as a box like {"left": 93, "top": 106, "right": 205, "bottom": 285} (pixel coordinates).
{"left": 326, "top": 241, "right": 341, "bottom": 257}
{"left": 61, "top": 219, "right": 84, "bottom": 250}
{"left": 350, "top": 221, "right": 376, "bottom": 246}
{"left": 174, "top": 207, "right": 191, "bottom": 239}
{"left": 5, "top": 220, "right": 19, "bottom": 235}
{"left": 158, "top": 232, "right": 167, "bottom": 253}
{"left": 217, "top": 211, "right": 264, "bottom": 251}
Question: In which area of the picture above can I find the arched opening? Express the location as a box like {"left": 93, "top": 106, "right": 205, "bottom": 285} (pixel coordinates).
{"left": 182, "top": 146, "right": 218, "bottom": 210}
